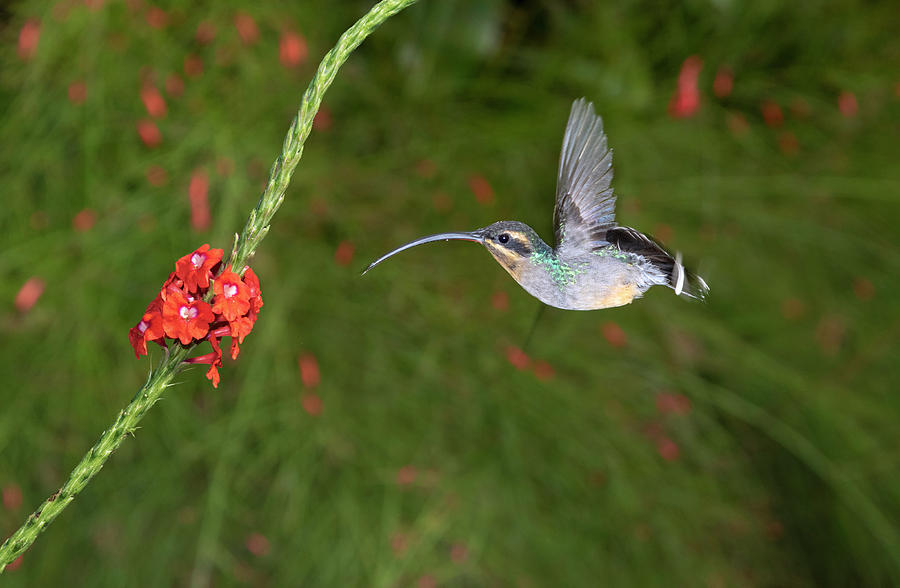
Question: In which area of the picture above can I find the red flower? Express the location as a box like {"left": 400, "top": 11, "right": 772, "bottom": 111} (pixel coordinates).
{"left": 130, "top": 245, "right": 263, "bottom": 388}
{"left": 205, "top": 335, "right": 223, "bottom": 387}
{"left": 228, "top": 315, "right": 255, "bottom": 345}
{"left": 185, "top": 334, "right": 224, "bottom": 387}
{"left": 165, "top": 74, "right": 184, "bottom": 97}
{"left": 129, "top": 295, "right": 165, "bottom": 358}
{"left": 669, "top": 56, "right": 703, "bottom": 118}
{"left": 18, "top": 19, "right": 41, "bottom": 61}
{"left": 467, "top": 174, "right": 494, "bottom": 205}
{"left": 313, "top": 106, "right": 332, "bottom": 131}
{"left": 298, "top": 353, "right": 320, "bottom": 388}
{"left": 234, "top": 12, "right": 259, "bottom": 45}
{"left": 243, "top": 267, "right": 263, "bottom": 313}
{"left": 188, "top": 169, "right": 210, "bottom": 231}
{"left": 147, "top": 165, "right": 168, "bottom": 186}
{"left": 184, "top": 55, "right": 203, "bottom": 77}
{"left": 3, "top": 483, "right": 23, "bottom": 511}
{"left": 713, "top": 66, "right": 733, "bottom": 98}
{"left": 334, "top": 241, "right": 354, "bottom": 266}
{"left": 761, "top": 100, "right": 783, "bottom": 128}
{"left": 195, "top": 21, "right": 216, "bottom": 44}
{"left": 137, "top": 119, "right": 162, "bottom": 147}
{"left": 206, "top": 364, "right": 220, "bottom": 388}
{"left": 505, "top": 345, "right": 530, "bottom": 370}
{"left": 162, "top": 287, "right": 215, "bottom": 344}
{"left": 73, "top": 209, "right": 96, "bottom": 232}
{"left": 15, "top": 277, "right": 44, "bottom": 313}
{"left": 601, "top": 321, "right": 627, "bottom": 348}
{"left": 68, "top": 81, "right": 87, "bottom": 105}
{"left": 279, "top": 30, "right": 308, "bottom": 68}
{"left": 128, "top": 321, "right": 150, "bottom": 357}
{"left": 145, "top": 6, "right": 167, "bottom": 28}
{"left": 141, "top": 84, "right": 167, "bottom": 118}
{"left": 175, "top": 244, "right": 222, "bottom": 293}
{"left": 212, "top": 267, "right": 251, "bottom": 321}
{"left": 838, "top": 91, "right": 858, "bottom": 118}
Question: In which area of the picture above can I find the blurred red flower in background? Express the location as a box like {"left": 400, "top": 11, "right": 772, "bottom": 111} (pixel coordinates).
{"left": 18, "top": 19, "right": 40, "bottom": 61}
{"left": 141, "top": 84, "right": 167, "bottom": 118}
{"left": 280, "top": 30, "right": 308, "bottom": 68}
{"left": 302, "top": 393, "right": 323, "bottom": 416}
{"left": 505, "top": 345, "right": 530, "bottom": 370}
{"left": 2, "top": 483, "right": 23, "bottom": 511}
{"left": 838, "top": 91, "right": 858, "bottom": 118}
{"left": 137, "top": 119, "right": 162, "bottom": 147}
{"left": 234, "top": 12, "right": 259, "bottom": 45}
{"left": 298, "top": 353, "right": 321, "bottom": 388}
{"left": 15, "top": 277, "right": 44, "bottom": 313}
{"left": 165, "top": 74, "right": 184, "bottom": 97}
{"left": 184, "top": 55, "right": 203, "bottom": 78}
{"left": 68, "top": 81, "right": 87, "bottom": 104}
{"left": 601, "top": 322, "right": 627, "bottom": 348}
{"left": 313, "top": 106, "right": 332, "bottom": 131}
{"left": 146, "top": 165, "right": 168, "bottom": 186}
{"left": 245, "top": 532, "right": 270, "bottom": 557}
{"left": 713, "top": 66, "right": 733, "bottom": 98}
{"left": 532, "top": 359, "right": 555, "bottom": 381}
{"left": 669, "top": 55, "right": 703, "bottom": 118}
{"left": 761, "top": 100, "right": 784, "bottom": 128}
{"left": 657, "top": 437, "right": 680, "bottom": 461}
{"left": 195, "top": 21, "right": 216, "bottom": 45}
{"left": 334, "top": 241, "right": 355, "bottom": 266}
{"left": 656, "top": 392, "right": 691, "bottom": 415}
{"left": 188, "top": 169, "right": 210, "bottom": 231}
{"left": 491, "top": 290, "right": 508, "bottom": 311}
{"left": 73, "top": 209, "right": 96, "bottom": 232}
{"left": 468, "top": 174, "right": 494, "bottom": 205}
{"left": 145, "top": 6, "right": 167, "bottom": 29}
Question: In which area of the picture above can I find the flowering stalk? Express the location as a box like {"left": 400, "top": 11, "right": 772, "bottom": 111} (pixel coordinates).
{"left": 0, "top": 0, "right": 420, "bottom": 572}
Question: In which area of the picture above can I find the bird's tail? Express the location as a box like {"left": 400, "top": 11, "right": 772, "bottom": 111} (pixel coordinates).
{"left": 668, "top": 251, "right": 709, "bottom": 301}
{"left": 604, "top": 226, "right": 709, "bottom": 301}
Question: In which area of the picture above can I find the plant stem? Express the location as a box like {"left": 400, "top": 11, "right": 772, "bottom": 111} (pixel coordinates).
{"left": 229, "top": 0, "right": 420, "bottom": 273}
{"left": 0, "top": 0, "right": 419, "bottom": 572}
{"left": 0, "top": 346, "right": 189, "bottom": 571}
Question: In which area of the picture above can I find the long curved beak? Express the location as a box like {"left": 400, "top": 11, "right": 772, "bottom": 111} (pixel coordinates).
{"left": 363, "top": 230, "right": 485, "bottom": 274}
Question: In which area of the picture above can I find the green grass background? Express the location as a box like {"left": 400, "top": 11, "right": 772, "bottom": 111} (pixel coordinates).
{"left": 2, "top": 0, "right": 900, "bottom": 585}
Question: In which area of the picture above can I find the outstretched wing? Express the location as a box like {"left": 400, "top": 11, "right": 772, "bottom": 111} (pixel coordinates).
{"left": 553, "top": 98, "right": 616, "bottom": 252}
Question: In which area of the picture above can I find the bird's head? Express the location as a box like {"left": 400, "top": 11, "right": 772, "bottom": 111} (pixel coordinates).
{"left": 363, "top": 220, "right": 548, "bottom": 279}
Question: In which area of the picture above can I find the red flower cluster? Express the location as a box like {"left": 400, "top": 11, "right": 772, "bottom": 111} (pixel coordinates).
{"left": 128, "top": 244, "right": 263, "bottom": 387}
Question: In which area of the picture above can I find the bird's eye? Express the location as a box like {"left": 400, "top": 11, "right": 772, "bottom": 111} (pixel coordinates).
{"left": 498, "top": 233, "right": 510, "bottom": 244}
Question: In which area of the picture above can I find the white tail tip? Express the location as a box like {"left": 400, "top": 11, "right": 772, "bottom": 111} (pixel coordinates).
{"left": 674, "top": 252, "right": 685, "bottom": 296}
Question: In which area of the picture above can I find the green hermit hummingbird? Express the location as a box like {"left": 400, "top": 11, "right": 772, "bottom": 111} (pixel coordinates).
{"left": 364, "top": 98, "right": 709, "bottom": 310}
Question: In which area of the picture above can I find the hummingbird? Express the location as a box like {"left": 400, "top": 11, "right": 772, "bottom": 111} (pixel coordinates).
{"left": 364, "top": 98, "right": 708, "bottom": 310}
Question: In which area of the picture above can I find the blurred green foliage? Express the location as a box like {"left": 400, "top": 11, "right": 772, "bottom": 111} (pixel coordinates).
{"left": 2, "top": 0, "right": 900, "bottom": 585}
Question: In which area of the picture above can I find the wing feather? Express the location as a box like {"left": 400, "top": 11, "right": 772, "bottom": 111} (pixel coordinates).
{"left": 553, "top": 98, "right": 617, "bottom": 252}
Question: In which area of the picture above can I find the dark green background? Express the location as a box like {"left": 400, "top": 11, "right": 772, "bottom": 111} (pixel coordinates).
{"left": 2, "top": 0, "right": 900, "bottom": 585}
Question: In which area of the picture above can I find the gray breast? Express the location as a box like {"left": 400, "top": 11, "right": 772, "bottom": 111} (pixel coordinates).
{"left": 518, "top": 252, "right": 665, "bottom": 311}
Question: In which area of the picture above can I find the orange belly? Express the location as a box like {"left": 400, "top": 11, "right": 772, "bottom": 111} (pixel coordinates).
{"left": 590, "top": 282, "right": 639, "bottom": 309}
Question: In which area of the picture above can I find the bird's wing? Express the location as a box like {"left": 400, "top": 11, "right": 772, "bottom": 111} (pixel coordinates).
{"left": 553, "top": 98, "right": 616, "bottom": 252}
